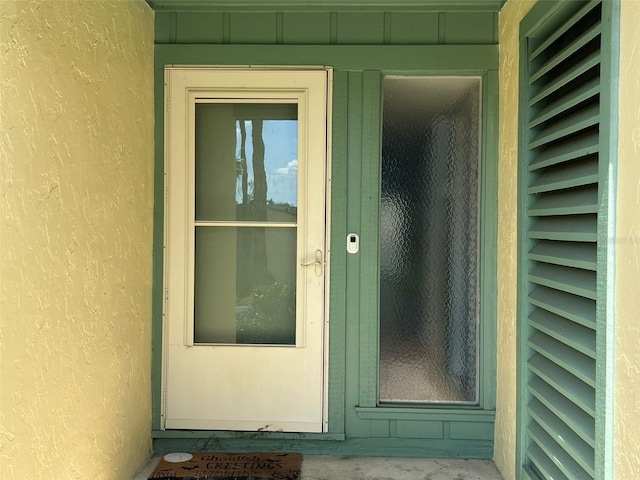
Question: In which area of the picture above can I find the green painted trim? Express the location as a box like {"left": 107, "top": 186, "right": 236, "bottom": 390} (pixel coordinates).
{"left": 155, "top": 45, "right": 498, "bottom": 71}
{"left": 358, "top": 70, "right": 382, "bottom": 408}
{"left": 343, "top": 71, "right": 365, "bottom": 437}
{"left": 449, "top": 421, "right": 494, "bottom": 440}
{"left": 481, "top": 69, "right": 499, "bottom": 411}
{"left": 595, "top": 1, "right": 618, "bottom": 479}
{"left": 516, "top": 9, "right": 536, "bottom": 479}
{"left": 153, "top": 437, "right": 494, "bottom": 458}
{"left": 222, "top": 12, "right": 230, "bottom": 43}
{"left": 492, "top": 9, "right": 499, "bottom": 44}
{"left": 383, "top": 12, "right": 392, "bottom": 44}
{"left": 154, "top": 12, "right": 176, "bottom": 44}
{"left": 147, "top": 0, "right": 504, "bottom": 13}
{"left": 152, "top": 430, "right": 346, "bottom": 440}
{"left": 355, "top": 407, "right": 495, "bottom": 422}
{"left": 438, "top": 12, "right": 446, "bottom": 43}
{"left": 276, "top": 12, "right": 284, "bottom": 44}
{"left": 327, "top": 70, "right": 349, "bottom": 436}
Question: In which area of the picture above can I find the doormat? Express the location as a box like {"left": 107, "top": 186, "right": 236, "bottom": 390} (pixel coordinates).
{"left": 148, "top": 452, "right": 302, "bottom": 480}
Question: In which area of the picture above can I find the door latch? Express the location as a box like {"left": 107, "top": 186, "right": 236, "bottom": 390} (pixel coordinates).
{"left": 301, "top": 249, "right": 324, "bottom": 276}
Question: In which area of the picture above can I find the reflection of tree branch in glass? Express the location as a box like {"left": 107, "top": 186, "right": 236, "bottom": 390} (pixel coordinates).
{"left": 252, "top": 119, "right": 267, "bottom": 221}
{"left": 249, "top": 119, "right": 273, "bottom": 288}
{"left": 237, "top": 120, "right": 251, "bottom": 299}
{"left": 239, "top": 120, "right": 248, "bottom": 205}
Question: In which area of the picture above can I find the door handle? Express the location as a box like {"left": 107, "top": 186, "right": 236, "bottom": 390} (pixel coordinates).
{"left": 301, "top": 249, "right": 323, "bottom": 276}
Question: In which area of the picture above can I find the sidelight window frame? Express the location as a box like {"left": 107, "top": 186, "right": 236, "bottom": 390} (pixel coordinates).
{"left": 354, "top": 68, "right": 498, "bottom": 421}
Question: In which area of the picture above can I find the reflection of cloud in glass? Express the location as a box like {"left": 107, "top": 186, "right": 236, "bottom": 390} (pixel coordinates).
{"left": 276, "top": 160, "right": 298, "bottom": 175}
{"left": 269, "top": 158, "right": 297, "bottom": 206}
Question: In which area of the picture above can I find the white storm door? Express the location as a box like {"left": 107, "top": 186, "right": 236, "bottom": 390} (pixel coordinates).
{"left": 163, "top": 68, "right": 330, "bottom": 432}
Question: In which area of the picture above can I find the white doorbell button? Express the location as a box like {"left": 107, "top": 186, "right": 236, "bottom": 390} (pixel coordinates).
{"left": 347, "top": 233, "right": 359, "bottom": 254}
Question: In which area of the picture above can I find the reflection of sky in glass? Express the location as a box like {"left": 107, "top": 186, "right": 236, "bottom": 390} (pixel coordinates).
{"left": 236, "top": 120, "right": 298, "bottom": 207}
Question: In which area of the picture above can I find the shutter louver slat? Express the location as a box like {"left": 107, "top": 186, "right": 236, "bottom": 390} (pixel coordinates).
{"left": 528, "top": 215, "right": 597, "bottom": 242}
{"left": 529, "top": 308, "right": 596, "bottom": 358}
{"left": 529, "top": 0, "right": 602, "bottom": 60}
{"left": 528, "top": 240, "right": 596, "bottom": 270}
{"left": 529, "top": 103, "right": 599, "bottom": 150}
{"left": 528, "top": 332, "right": 596, "bottom": 386}
{"left": 528, "top": 49, "right": 600, "bottom": 108}
{"left": 528, "top": 376, "right": 595, "bottom": 446}
{"left": 529, "top": 155, "right": 598, "bottom": 194}
{"left": 528, "top": 354, "right": 595, "bottom": 417}
{"left": 528, "top": 185, "right": 598, "bottom": 216}
{"left": 529, "top": 263, "right": 596, "bottom": 300}
{"left": 529, "top": 76, "right": 600, "bottom": 129}
{"left": 529, "top": 22, "right": 601, "bottom": 84}
{"left": 528, "top": 409, "right": 595, "bottom": 478}
{"left": 527, "top": 443, "right": 568, "bottom": 480}
{"left": 528, "top": 424, "right": 593, "bottom": 480}
{"left": 529, "top": 130, "right": 599, "bottom": 171}
{"left": 528, "top": 286, "right": 596, "bottom": 330}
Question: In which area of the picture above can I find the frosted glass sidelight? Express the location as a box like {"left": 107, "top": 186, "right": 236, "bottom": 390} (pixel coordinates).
{"left": 379, "top": 76, "right": 480, "bottom": 404}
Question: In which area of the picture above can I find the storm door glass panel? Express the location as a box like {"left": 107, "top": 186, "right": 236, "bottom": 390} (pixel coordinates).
{"left": 379, "top": 77, "right": 480, "bottom": 404}
{"left": 194, "top": 102, "right": 298, "bottom": 345}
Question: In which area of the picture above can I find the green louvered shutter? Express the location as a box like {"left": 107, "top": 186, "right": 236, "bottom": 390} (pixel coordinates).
{"left": 521, "top": 1, "right": 603, "bottom": 479}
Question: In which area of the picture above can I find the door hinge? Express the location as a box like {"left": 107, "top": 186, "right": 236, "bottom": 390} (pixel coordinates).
{"left": 165, "top": 288, "right": 169, "bottom": 300}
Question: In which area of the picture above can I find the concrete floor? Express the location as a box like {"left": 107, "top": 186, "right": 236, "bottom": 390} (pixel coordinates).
{"left": 134, "top": 454, "right": 503, "bottom": 480}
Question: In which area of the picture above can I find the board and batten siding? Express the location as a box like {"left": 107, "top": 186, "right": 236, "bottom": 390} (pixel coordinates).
{"left": 150, "top": 2, "right": 500, "bottom": 458}
{"left": 154, "top": 10, "right": 498, "bottom": 46}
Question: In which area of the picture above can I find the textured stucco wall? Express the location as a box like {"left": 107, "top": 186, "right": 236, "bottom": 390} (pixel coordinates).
{"left": 495, "top": 1, "right": 535, "bottom": 479}
{"left": 615, "top": 1, "right": 640, "bottom": 478}
{"left": 0, "top": 1, "right": 154, "bottom": 479}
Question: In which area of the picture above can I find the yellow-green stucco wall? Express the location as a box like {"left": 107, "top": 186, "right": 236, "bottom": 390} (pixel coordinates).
{"left": 614, "top": 1, "right": 640, "bottom": 478}
{"left": 495, "top": 1, "right": 536, "bottom": 478}
{"left": 0, "top": 1, "right": 155, "bottom": 478}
